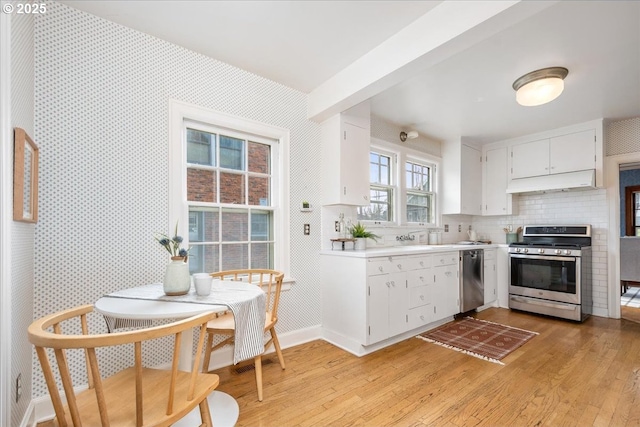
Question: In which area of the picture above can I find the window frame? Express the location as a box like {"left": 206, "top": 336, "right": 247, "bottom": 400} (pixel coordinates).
{"left": 362, "top": 138, "right": 439, "bottom": 227}
{"left": 358, "top": 149, "right": 396, "bottom": 223}
{"left": 404, "top": 157, "right": 437, "bottom": 226}
{"left": 169, "top": 100, "right": 290, "bottom": 276}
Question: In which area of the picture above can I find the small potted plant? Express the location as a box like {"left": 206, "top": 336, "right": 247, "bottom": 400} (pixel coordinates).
{"left": 350, "top": 222, "right": 380, "bottom": 250}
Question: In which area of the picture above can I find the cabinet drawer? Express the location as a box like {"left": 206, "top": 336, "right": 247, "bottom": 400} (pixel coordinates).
{"left": 403, "top": 255, "right": 431, "bottom": 270}
{"left": 368, "top": 256, "right": 417, "bottom": 275}
{"left": 407, "top": 269, "right": 435, "bottom": 288}
{"left": 484, "top": 249, "right": 496, "bottom": 260}
{"left": 408, "top": 305, "right": 433, "bottom": 329}
{"left": 409, "top": 285, "right": 429, "bottom": 308}
{"left": 434, "top": 252, "right": 459, "bottom": 266}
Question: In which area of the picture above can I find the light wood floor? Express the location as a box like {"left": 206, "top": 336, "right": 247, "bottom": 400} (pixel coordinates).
{"left": 212, "top": 308, "right": 640, "bottom": 427}
{"left": 37, "top": 307, "right": 640, "bottom": 427}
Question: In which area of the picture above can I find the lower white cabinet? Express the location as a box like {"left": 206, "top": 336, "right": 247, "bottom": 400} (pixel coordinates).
{"left": 484, "top": 249, "right": 497, "bottom": 304}
{"left": 321, "top": 250, "right": 461, "bottom": 354}
{"left": 367, "top": 272, "right": 408, "bottom": 344}
{"left": 433, "top": 255, "right": 460, "bottom": 319}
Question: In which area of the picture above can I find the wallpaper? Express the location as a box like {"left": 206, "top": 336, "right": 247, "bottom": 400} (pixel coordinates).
{"left": 10, "top": 9, "right": 35, "bottom": 426}
{"left": 32, "top": 2, "right": 321, "bottom": 397}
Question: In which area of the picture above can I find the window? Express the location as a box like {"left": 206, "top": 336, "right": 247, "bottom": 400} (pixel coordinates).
{"left": 185, "top": 123, "right": 275, "bottom": 274}
{"left": 406, "top": 160, "right": 435, "bottom": 224}
{"left": 358, "top": 144, "right": 437, "bottom": 226}
{"left": 625, "top": 185, "right": 640, "bottom": 236}
{"left": 169, "top": 101, "right": 289, "bottom": 277}
{"left": 357, "top": 151, "right": 394, "bottom": 222}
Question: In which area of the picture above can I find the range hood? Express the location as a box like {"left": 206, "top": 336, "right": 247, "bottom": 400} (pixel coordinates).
{"left": 506, "top": 170, "right": 595, "bottom": 194}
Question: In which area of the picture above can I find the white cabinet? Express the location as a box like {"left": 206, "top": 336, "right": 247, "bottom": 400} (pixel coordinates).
{"left": 442, "top": 140, "right": 482, "bottom": 215}
{"left": 367, "top": 272, "right": 407, "bottom": 344}
{"left": 432, "top": 252, "right": 460, "bottom": 319}
{"left": 321, "top": 104, "right": 370, "bottom": 206}
{"left": 320, "top": 250, "right": 463, "bottom": 355}
{"left": 482, "top": 146, "right": 514, "bottom": 216}
{"left": 549, "top": 130, "right": 596, "bottom": 174}
{"left": 406, "top": 256, "right": 434, "bottom": 330}
{"left": 483, "top": 249, "right": 497, "bottom": 304}
{"left": 511, "top": 138, "right": 549, "bottom": 179}
{"left": 510, "top": 129, "right": 596, "bottom": 179}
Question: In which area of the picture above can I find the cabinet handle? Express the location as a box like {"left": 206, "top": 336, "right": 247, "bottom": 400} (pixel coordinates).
{"left": 378, "top": 266, "right": 383, "bottom": 272}
{"left": 386, "top": 281, "right": 390, "bottom": 288}
{"left": 420, "top": 295, "right": 425, "bottom": 300}
{"left": 390, "top": 281, "right": 395, "bottom": 287}
{"left": 419, "top": 276, "right": 424, "bottom": 282}
{"left": 397, "top": 264, "right": 402, "bottom": 270}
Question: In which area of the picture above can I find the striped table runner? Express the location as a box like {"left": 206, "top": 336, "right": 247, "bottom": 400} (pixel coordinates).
{"left": 104, "top": 282, "right": 266, "bottom": 364}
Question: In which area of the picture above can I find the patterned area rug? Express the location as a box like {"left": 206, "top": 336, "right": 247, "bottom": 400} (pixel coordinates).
{"left": 417, "top": 317, "right": 538, "bottom": 365}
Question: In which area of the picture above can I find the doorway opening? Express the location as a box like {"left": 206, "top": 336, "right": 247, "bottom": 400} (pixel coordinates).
{"left": 619, "top": 163, "right": 640, "bottom": 322}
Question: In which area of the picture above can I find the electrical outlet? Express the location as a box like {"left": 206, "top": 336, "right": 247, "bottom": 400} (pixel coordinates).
{"left": 15, "top": 373, "right": 22, "bottom": 403}
{"left": 335, "top": 221, "right": 339, "bottom": 232}
{"left": 304, "top": 224, "right": 310, "bottom": 235}
{"left": 458, "top": 224, "right": 462, "bottom": 232}
{"left": 444, "top": 224, "right": 449, "bottom": 232}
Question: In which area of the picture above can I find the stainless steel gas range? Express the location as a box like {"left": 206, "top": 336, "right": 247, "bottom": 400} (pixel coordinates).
{"left": 508, "top": 225, "right": 592, "bottom": 322}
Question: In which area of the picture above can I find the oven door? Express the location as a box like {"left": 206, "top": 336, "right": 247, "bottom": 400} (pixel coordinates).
{"left": 509, "top": 254, "right": 581, "bottom": 304}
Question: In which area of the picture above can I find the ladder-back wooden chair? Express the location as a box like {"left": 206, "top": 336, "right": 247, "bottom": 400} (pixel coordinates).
{"left": 201, "top": 269, "right": 285, "bottom": 401}
{"left": 28, "top": 304, "right": 219, "bottom": 426}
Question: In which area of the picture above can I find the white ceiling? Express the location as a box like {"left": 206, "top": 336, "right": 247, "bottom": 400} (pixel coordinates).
{"left": 59, "top": 0, "right": 640, "bottom": 144}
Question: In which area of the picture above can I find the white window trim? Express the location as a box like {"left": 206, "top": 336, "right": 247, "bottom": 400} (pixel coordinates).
{"left": 370, "top": 137, "right": 440, "bottom": 227}
{"left": 168, "top": 99, "right": 291, "bottom": 276}
{"left": 366, "top": 146, "right": 397, "bottom": 224}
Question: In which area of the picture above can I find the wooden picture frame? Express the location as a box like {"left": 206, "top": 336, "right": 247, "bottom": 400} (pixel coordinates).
{"left": 13, "top": 128, "right": 39, "bottom": 223}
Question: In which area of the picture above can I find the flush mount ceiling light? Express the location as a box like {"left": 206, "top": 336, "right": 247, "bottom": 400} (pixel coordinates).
{"left": 400, "top": 131, "right": 419, "bottom": 142}
{"left": 512, "top": 67, "right": 569, "bottom": 106}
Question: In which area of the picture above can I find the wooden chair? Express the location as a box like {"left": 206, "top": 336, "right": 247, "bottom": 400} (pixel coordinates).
{"left": 201, "top": 269, "right": 285, "bottom": 401}
{"left": 28, "top": 304, "right": 219, "bottom": 427}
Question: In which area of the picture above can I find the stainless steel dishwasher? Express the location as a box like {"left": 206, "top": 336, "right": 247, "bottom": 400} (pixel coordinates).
{"left": 460, "top": 249, "right": 484, "bottom": 313}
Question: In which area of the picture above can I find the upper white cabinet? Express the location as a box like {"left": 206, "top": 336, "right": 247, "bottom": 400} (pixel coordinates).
{"left": 508, "top": 121, "right": 602, "bottom": 185}
{"left": 442, "top": 139, "right": 482, "bottom": 215}
{"left": 510, "top": 129, "right": 596, "bottom": 179}
{"left": 482, "top": 146, "right": 513, "bottom": 215}
{"left": 549, "top": 130, "right": 597, "bottom": 175}
{"left": 511, "top": 138, "right": 549, "bottom": 179}
{"left": 321, "top": 102, "right": 370, "bottom": 206}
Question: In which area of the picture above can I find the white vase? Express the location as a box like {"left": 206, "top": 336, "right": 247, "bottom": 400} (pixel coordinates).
{"left": 163, "top": 256, "right": 191, "bottom": 296}
{"left": 355, "top": 238, "right": 367, "bottom": 250}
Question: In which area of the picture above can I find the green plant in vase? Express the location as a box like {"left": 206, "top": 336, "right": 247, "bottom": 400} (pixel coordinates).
{"left": 350, "top": 222, "right": 380, "bottom": 250}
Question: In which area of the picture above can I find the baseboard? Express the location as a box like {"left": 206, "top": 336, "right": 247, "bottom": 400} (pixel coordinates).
{"left": 204, "top": 324, "right": 322, "bottom": 371}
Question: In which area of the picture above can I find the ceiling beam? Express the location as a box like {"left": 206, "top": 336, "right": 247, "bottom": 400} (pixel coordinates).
{"left": 307, "top": 0, "right": 558, "bottom": 123}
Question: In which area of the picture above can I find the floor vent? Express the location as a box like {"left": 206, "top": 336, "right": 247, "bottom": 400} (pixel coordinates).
{"left": 234, "top": 358, "right": 273, "bottom": 374}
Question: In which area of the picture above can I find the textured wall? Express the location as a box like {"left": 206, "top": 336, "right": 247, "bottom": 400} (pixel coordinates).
{"left": 32, "top": 2, "right": 321, "bottom": 398}
{"left": 606, "top": 117, "right": 640, "bottom": 156}
{"left": 10, "top": 9, "right": 35, "bottom": 426}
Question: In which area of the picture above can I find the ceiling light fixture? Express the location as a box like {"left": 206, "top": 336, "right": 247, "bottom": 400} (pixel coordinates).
{"left": 400, "top": 131, "right": 419, "bottom": 142}
{"left": 512, "top": 67, "right": 568, "bottom": 106}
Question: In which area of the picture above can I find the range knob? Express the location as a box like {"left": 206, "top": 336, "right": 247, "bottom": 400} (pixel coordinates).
{"left": 564, "top": 249, "right": 572, "bottom": 255}
{"left": 523, "top": 248, "right": 529, "bottom": 254}
{"left": 538, "top": 248, "right": 545, "bottom": 254}
{"left": 555, "top": 249, "right": 562, "bottom": 255}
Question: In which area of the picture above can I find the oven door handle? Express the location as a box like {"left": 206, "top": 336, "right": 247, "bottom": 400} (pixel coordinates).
{"left": 510, "top": 296, "right": 576, "bottom": 311}
{"left": 509, "top": 254, "right": 576, "bottom": 262}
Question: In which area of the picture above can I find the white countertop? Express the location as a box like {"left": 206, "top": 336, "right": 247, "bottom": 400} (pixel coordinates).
{"left": 320, "top": 243, "right": 502, "bottom": 258}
